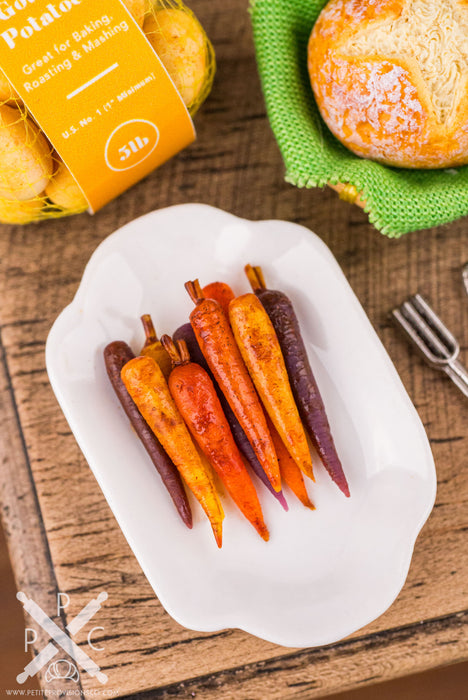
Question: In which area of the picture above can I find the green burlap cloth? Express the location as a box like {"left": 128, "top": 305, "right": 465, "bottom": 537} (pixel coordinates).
{"left": 250, "top": 0, "right": 468, "bottom": 237}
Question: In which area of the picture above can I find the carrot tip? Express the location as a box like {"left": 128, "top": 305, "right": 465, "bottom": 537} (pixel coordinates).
{"left": 254, "top": 521, "right": 270, "bottom": 541}
{"left": 213, "top": 526, "right": 223, "bottom": 548}
{"left": 181, "top": 506, "right": 193, "bottom": 528}
{"left": 300, "top": 461, "right": 315, "bottom": 479}
{"left": 333, "top": 476, "right": 350, "bottom": 497}
{"left": 280, "top": 497, "right": 289, "bottom": 512}
{"left": 266, "top": 473, "right": 282, "bottom": 492}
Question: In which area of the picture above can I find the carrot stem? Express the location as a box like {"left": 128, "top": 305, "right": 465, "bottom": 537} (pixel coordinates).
{"left": 253, "top": 266, "right": 267, "bottom": 290}
{"left": 184, "top": 279, "right": 205, "bottom": 305}
{"left": 244, "top": 264, "right": 265, "bottom": 292}
{"left": 141, "top": 313, "right": 159, "bottom": 346}
{"left": 161, "top": 335, "right": 191, "bottom": 367}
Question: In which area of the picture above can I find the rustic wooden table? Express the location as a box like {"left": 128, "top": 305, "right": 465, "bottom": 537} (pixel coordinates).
{"left": 1, "top": 1, "right": 467, "bottom": 698}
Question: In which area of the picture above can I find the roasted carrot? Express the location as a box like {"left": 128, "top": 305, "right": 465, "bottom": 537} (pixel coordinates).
{"left": 267, "top": 416, "right": 315, "bottom": 510}
{"left": 162, "top": 336, "right": 269, "bottom": 541}
{"left": 173, "top": 323, "right": 288, "bottom": 511}
{"left": 140, "top": 314, "right": 172, "bottom": 379}
{"left": 202, "top": 281, "right": 235, "bottom": 318}
{"left": 121, "top": 355, "right": 224, "bottom": 547}
{"left": 245, "top": 264, "right": 350, "bottom": 497}
{"left": 103, "top": 341, "right": 192, "bottom": 528}
{"left": 229, "top": 292, "right": 314, "bottom": 480}
{"left": 185, "top": 279, "right": 281, "bottom": 492}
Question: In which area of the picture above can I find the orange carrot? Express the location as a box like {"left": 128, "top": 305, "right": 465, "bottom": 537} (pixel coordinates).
{"left": 140, "top": 314, "right": 172, "bottom": 379}
{"left": 162, "top": 336, "right": 269, "bottom": 541}
{"left": 229, "top": 293, "right": 314, "bottom": 480}
{"left": 202, "top": 281, "right": 235, "bottom": 318}
{"left": 121, "top": 355, "right": 224, "bottom": 547}
{"left": 185, "top": 279, "right": 281, "bottom": 492}
{"left": 267, "top": 417, "right": 315, "bottom": 510}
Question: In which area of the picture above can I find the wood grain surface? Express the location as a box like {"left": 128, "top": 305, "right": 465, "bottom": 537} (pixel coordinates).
{"left": 0, "top": 1, "right": 467, "bottom": 698}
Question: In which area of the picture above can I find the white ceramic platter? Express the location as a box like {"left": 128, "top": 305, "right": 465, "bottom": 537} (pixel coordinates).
{"left": 46, "top": 204, "right": 436, "bottom": 648}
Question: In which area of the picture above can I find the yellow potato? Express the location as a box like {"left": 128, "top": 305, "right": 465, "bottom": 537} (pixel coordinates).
{"left": 0, "top": 105, "right": 53, "bottom": 201}
{"left": 0, "top": 195, "right": 43, "bottom": 223}
{"left": 124, "top": 0, "right": 147, "bottom": 27}
{"left": 45, "top": 162, "right": 88, "bottom": 211}
{"left": 0, "top": 68, "right": 21, "bottom": 105}
{"left": 144, "top": 9, "right": 206, "bottom": 108}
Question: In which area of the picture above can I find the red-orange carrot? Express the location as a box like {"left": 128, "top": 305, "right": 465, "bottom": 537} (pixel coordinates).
{"left": 229, "top": 293, "right": 314, "bottom": 480}
{"left": 185, "top": 279, "right": 281, "bottom": 492}
{"left": 162, "top": 336, "right": 269, "bottom": 541}
{"left": 173, "top": 323, "right": 289, "bottom": 511}
{"left": 121, "top": 355, "right": 224, "bottom": 547}
{"left": 202, "top": 281, "right": 235, "bottom": 318}
{"left": 267, "top": 417, "right": 315, "bottom": 510}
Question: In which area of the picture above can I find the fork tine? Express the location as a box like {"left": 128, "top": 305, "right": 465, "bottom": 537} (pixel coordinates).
{"left": 392, "top": 307, "right": 435, "bottom": 360}
{"left": 393, "top": 293, "right": 468, "bottom": 398}
{"left": 410, "top": 294, "right": 459, "bottom": 355}
{"left": 400, "top": 300, "right": 456, "bottom": 364}
{"left": 391, "top": 306, "right": 444, "bottom": 365}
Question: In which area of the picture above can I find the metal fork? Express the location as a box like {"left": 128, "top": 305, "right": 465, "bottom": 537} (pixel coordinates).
{"left": 392, "top": 293, "right": 468, "bottom": 398}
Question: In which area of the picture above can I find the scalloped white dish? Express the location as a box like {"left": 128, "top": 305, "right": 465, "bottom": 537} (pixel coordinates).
{"left": 46, "top": 204, "right": 436, "bottom": 648}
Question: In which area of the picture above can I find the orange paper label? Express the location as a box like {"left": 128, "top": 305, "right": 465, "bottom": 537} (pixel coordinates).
{"left": 0, "top": 0, "right": 196, "bottom": 211}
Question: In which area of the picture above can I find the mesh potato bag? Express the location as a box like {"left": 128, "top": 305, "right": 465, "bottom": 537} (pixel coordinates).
{"left": 0, "top": 0, "right": 215, "bottom": 224}
{"left": 250, "top": 0, "right": 468, "bottom": 237}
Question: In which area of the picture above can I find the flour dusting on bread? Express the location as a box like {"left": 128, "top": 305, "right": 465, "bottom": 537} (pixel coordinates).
{"left": 323, "top": 59, "right": 424, "bottom": 161}
{"left": 343, "top": 0, "right": 468, "bottom": 124}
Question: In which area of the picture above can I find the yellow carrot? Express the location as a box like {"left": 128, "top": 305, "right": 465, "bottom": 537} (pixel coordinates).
{"left": 121, "top": 355, "right": 224, "bottom": 547}
{"left": 229, "top": 293, "right": 314, "bottom": 480}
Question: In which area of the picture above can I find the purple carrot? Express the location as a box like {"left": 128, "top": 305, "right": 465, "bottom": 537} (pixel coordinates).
{"left": 173, "top": 323, "right": 288, "bottom": 510}
{"left": 104, "top": 341, "right": 193, "bottom": 527}
{"left": 245, "top": 265, "right": 350, "bottom": 497}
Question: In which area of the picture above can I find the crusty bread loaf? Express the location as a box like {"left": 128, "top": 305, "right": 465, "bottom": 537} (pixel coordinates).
{"left": 308, "top": 0, "right": 468, "bottom": 169}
